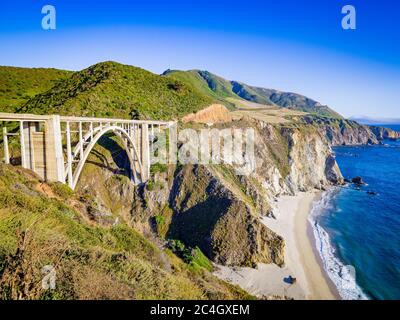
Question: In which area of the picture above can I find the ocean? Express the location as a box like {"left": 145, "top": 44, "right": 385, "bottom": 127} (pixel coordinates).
{"left": 309, "top": 125, "right": 400, "bottom": 300}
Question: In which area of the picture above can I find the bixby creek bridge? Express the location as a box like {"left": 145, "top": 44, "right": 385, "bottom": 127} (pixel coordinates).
{"left": 0, "top": 113, "right": 174, "bottom": 190}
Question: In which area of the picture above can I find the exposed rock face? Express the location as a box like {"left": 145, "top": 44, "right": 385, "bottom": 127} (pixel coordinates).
{"left": 369, "top": 126, "right": 400, "bottom": 140}
{"left": 322, "top": 124, "right": 379, "bottom": 145}
{"left": 167, "top": 165, "right": 285, "bottom": 267}
{"left": 325, "top": 154, "right": 343, "bottom": 185}
{"left": 302, "top": 115, "right": 400, "bottom": 146}
{"left": 77, "top": 118, "right": 344, "bottom": 268}
{"left": 281, "top": 127, "right": 343, "bottom": 193}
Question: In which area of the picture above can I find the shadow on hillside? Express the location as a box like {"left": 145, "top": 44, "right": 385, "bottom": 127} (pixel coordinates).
{"left": 87, "top": 134, "right": 132, "bottom": 178}
{"left": 166, "top": 171, "right": 232, "bottom": 259}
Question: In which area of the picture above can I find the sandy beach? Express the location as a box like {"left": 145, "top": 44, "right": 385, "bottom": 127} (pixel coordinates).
{"left": 214, "top": 191, "right": 339, "bottom": 300}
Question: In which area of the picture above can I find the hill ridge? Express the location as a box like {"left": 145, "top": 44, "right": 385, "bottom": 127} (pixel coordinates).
{"left": 18, "top": 61, "right": 213, "bottom": 120}
{"left": 164, "top": 69, "right": 342, "bottom": 118}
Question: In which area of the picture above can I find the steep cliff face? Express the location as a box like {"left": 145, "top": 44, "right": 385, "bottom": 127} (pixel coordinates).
{"left": 302, "top": 115, "right": 399, "bottom": 146}
{"left": 76, "top": 118, "right": 343, "bottom": 269}
{"left": 281, "top": 127, "right": 343, "bottom": 192}
{"left": 322, "top": 123, "right": 379, "bottom": 145}
{"left": 167, "top": 165, "right": 285, "bottom": 267}
{"left": 370, "top": 125, "right": 400, "bottom": 140}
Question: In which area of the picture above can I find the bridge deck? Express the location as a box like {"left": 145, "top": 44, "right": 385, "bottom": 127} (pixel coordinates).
{"left": 0, "top": 112, "right": 172, "bottom": 126}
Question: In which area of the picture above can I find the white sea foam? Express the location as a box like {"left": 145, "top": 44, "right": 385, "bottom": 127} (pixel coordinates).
{"left": 308, "top": 189, "right": 369, "bottom": 300}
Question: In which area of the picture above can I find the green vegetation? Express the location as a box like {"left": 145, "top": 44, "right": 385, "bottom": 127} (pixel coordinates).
{"left": 302, "top": 114, "right": 360, "bottom": 129}
{"left": 154, "top": 214, "right": 166, "bottom": 226}
{"left": 212, "top": 164, "right": 257, "bottom": 209}
{"left": 150, "top": 163, "right": 168, "bottom": 175}
{"left": 168, "top": 240, "right": 213, "bottom": 273}
{"left": 0, "top": 66, "right": 71, "bottom": 113}
{"left": 153, "top": 206, "right": 173, "bottom": 239}
{"left": 165, "top": 69, "right": 342, "bottom": 118}
{"left": 0, "top": 164, "right": 253, "bottom": 300}
{"left": 1, "top": 62, "right": 342, "bottom": 120}
{"left": 164, "top": 70, "right": 244, "bottom": 109}
{"left": 164, "top": 70, "right": 226, "bottom": 98}
{"left": 48, "top": 182, "right": 74, "bottom": 199}
{"left": 20, "top": 62, "right": 214, "bottom": 120}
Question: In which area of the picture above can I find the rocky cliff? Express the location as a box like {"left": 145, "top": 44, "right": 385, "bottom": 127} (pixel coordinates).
{"left": 77, "top": 118, "right": 343, "bottom": 269}
{"left": 369, "top": 125, "right": 400, "bottom": 141}
{"left": 302, "top": 115, "right": 400, "bottom": 146}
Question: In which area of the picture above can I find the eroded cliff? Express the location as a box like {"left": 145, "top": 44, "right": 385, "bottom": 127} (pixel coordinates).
{"left": 302, "top": 115, "right": 400, "bottom": 146}
{"left": 77, "top": 118, "right": 343, "bottom": 268}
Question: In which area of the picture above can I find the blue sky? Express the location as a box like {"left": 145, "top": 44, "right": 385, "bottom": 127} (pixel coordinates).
{"left": 0, "top": 0, "right": 399, "bottom": 118}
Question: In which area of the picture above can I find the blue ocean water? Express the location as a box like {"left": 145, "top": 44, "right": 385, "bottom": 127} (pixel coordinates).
{"left": 310, "top": 125, "right": 400, "bottom": 300}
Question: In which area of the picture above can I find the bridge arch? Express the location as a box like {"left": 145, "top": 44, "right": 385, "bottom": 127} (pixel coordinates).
{"left": 70, "top": 126, "right": 144, "bottom": 190}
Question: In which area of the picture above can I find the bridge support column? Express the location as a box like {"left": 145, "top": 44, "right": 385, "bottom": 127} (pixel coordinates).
{"left": 21, "top": 122, "right": 40, "bottom": 171}
{"left": 45, "top": 116, "right": 65, "bottom": 183}
{"left": 2, "top": 127, "right": 9, "bottom": 164}
{"left": 141, "top": 124, "right": 150, "bottom": 181}
{"left": 168, "top": 122, "right": 177, "bottom": 165}
{"left": 128, "top": 125, "right": 138, "bottom": 184}
{"left": 65, "top": 122, "right": 74, "bottom": 189}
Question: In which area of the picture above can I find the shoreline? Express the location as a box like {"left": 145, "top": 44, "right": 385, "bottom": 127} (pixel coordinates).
{"left": 296, "top": 192, "right": 340, "bottom": 300}
{"left": 213, "top": 190, "right": 339, "bottom": 300}
{"left": 307, "top": 217, "right": 342, "bottom": 299}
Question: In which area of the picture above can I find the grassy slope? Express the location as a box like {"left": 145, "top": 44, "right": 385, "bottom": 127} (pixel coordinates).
{"left": 20, "top": 62, "right": 214, "bottom": 120}
{"left": 162, "top": 70, "right": 238, "bottom": 109}
{"left": 1, "top": 62, "right": 341, "bottom": 119}
{"left": 0, "top": 66, "right": 71, "bottom": 113}
{"left": 0, "top": 164, "right": 253, "bottom": 300}
{"left": 165, "top": 69, "right": 342, "bottom": 118}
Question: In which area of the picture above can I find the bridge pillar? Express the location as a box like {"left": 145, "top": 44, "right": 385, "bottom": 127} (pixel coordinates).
{"left": 21, "top": 122, "right": 40, "bottom": 171}
{"left": 44, "top": 116, "right": 65, "bottom": 183}
{"left": 168, "top": 122, "right": 177, "bottom": 165}
{"left": 141, "top": 124, "right": 150, "bottom": 181}
{"left": 2, "top": 127, "right": 10, "bottom": 164}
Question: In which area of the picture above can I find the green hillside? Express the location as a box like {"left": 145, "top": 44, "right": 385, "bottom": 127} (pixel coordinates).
{"left": 0, "top": 66, "right": 71, "bottom": 113}
{"left": 0, "top": 164, "right": 252, "bottom": 300}
{"left": 165, "top": 69, "right": 342, "bottom": 118}
{"left": 161, "top": 69, "right": 238, "bottom": 109}
{"left": 1, "top": 62, "right": 341, "bottom": 120}
{"left": 20, "top": 62, "right": 214, "bottom": 120}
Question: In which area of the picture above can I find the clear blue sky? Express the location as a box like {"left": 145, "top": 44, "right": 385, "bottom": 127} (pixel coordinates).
{"left": 0, "top": 0, "right": 399, "bottom": 118}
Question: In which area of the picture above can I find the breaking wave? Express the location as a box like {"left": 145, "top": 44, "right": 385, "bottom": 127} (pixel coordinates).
{"left": 308, "top": 188, "right": 369, "bottom": 300}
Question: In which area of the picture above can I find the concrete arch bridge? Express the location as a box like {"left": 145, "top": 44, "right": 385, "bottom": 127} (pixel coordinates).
{"left": 0, "top": 113, "right": 173, "bottom": 190}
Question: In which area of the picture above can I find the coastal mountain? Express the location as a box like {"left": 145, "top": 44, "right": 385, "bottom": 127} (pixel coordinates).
{"left": 19, "top": 61, "right": 213, "bottom": 120}
{"left": 163, "top": 69, "right": 342, "bottom": 119}
{"left": 0, "top": 61, "right": 398, "bottom": 299}
{"left": 2, "top": 61, "right": 394, "bottom": 144}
